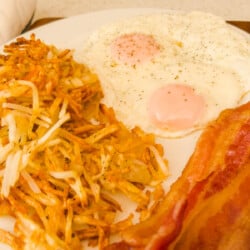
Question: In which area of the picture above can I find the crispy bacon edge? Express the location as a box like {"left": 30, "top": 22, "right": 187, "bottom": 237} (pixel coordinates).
{"left": 105, "top": 101, "right": 250, "bottom": 250}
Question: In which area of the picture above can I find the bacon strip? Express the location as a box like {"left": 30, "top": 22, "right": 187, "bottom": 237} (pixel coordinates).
{"left": 106, "top": 101, "right": 250, "bottom": 250}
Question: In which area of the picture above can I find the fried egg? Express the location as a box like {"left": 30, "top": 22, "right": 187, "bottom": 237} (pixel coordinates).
{"left": 79, "top": 11, "right": 250, "bottom": 138}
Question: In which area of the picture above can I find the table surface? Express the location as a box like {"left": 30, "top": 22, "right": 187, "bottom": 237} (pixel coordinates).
{"left": 33, "top": 0, "right": 250, "bottom": 22}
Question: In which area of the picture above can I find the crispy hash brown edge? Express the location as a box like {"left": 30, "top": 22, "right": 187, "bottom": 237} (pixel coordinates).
{"left": 0, "top": 35, "right": 169, "bottom": 250}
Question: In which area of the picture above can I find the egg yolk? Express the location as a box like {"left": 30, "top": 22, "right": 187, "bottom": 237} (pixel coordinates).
{"left": 111, "top": 33, "right": 160, "bottom": 65}
{"left": 148, "top": 84, "right": 205, "bottom": 130}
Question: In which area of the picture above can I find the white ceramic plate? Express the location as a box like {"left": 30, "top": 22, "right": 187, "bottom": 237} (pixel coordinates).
{"left": 0, "top": 8, "right": 249, "bottom": 250}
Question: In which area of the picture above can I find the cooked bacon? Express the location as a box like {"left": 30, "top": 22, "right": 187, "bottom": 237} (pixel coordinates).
{"left": 105, "top": 101, "right": 250, "bottom": 250}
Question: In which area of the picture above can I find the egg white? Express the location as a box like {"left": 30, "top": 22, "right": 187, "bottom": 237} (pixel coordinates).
{"left": 78, "top": 11, "right": 250, "bottom": 138}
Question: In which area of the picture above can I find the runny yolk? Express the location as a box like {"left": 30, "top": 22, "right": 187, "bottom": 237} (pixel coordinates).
{"left": 111, "top": 33, "right": 160, "bottom": 65}
{"left": 148, "top": 84, "right": 205, "bottom": 130}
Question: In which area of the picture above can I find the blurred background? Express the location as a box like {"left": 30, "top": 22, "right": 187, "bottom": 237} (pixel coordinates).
{"left": 34, "top": 0, "right": 250, "bottom": 21}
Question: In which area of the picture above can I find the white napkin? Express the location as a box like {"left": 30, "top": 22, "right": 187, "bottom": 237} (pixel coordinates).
{"left": 0, "top": 0, "right": 37, "bottom": 45}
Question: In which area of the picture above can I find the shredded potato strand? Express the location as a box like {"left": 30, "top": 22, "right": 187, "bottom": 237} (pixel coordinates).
{"left": 0, "top": 35, "right": 169, "bottom": 250}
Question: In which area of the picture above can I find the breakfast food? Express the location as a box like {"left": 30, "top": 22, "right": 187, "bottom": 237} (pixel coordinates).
{"left": 0, "top": 35, "right": 168, "bottom": 249}
{"left": 79, "top": 11, "right": 250, "bottom": 138}
{"left": 105, "top": 100, "right": 250, "bottom": 250}
{"left": 0, "top": 10, "right": 249, "bottom": 250}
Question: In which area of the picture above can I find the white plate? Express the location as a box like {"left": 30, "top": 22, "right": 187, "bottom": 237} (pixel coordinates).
{"left": 1, "top": 8, "right": 248, "bottom": 250}
{"left": 22, "top": 8, "right": 176, "bottom": 48}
